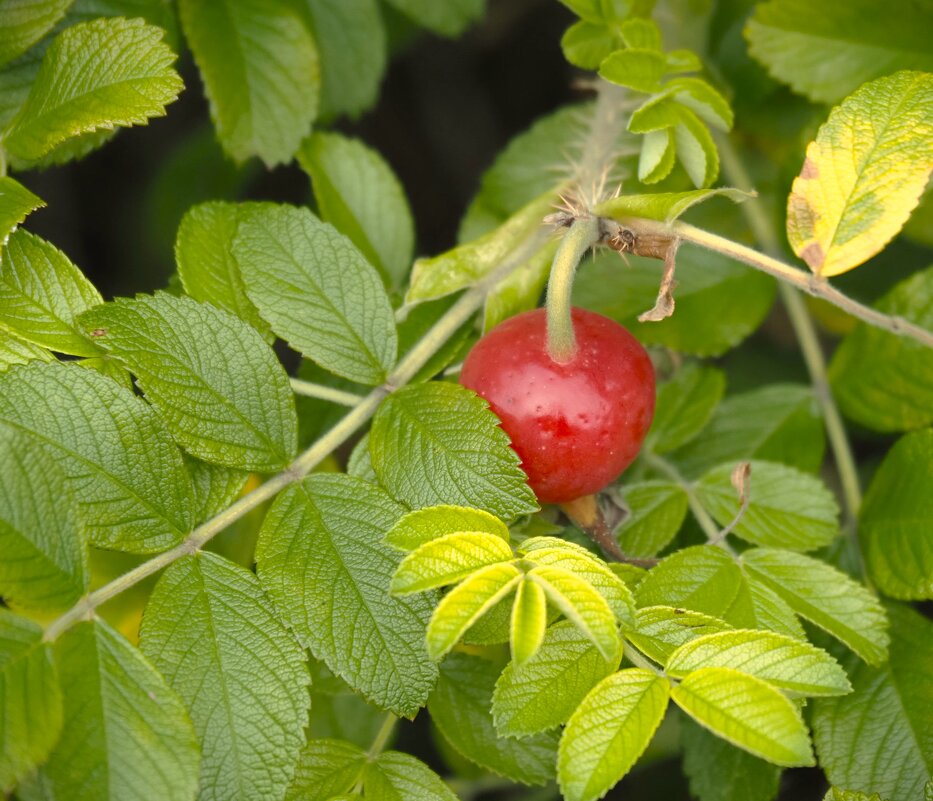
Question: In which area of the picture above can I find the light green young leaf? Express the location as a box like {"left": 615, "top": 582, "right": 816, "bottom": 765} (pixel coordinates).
{"left": 0, "top": 424, "right": 87, "bottom": 609}
{"left": 745, "top": 0, "right": 933, "bottom": 104}
{"left": 666, "top": 77, "right": 733, "bottom": 131}
{"left": 370, "top": 382, "right": 538, "bottom": 520}
{"left": 256, "top": 474, "right": 438, "bottom": 717}
{"left": 175, "top": 201, "right": 272, "bottom": 340}
{"left": 0, "top": 331, "right": 53, "bottom": 372}
{"left": 558, "top": 668, "right": 670, "bottom": 801}
{"left": 573, "top": 246, "right": 775, "bottom": 357}
{"left": 528, "top": 565, "right": 619, "bottom": 660}
{"left": 0, "top": 361, "right": 194, "bottom": 553}
{"left": 184, "top": 455, "right": 248, "bottom": 525}
{"left": 635, "top": 545, "right": 806, "bottom": 640}
{"left": 3, "top": 17, "right": 183, "bottom": 163}
{"left": 626, "top": 605, "right": 732, "bottom": 665}
{"left": 383, "top": 0, "right": 485, "bottom": 37}
{"left": 36, "top": 620, "right": 199, "bottom": 801}
{"left": 233, "top": 204, "right": 397, "bottom": 385}
{"left": 813, "top": 604, "right": 933, "bottom": 801}
{"left": 787, "top": 72, "right": 933, "bottom": 277}
{"left": 742, "top": 548, "right": 889, "bottom": 665}
{"left": 364, "top": 751, "right": 459, "bottom": 801}
{"left": 178, "top": 0, "right": 318, "bottom": 166}
{"left": 0, "top": 0, "right": 70, "bottom": 68}
{"left": 492, "top": 620, "right": 621, "bottom": 737}
{"left": 697, "top": 460, "right": 839, "bottom": 551}
{"left": 561, "top": 21, "right": 624, "bottom": 70}
{"left": 391, "top": 532, "right": 515, "bottom": 594}
{"left": 674, "top": 105, "right": 720, "bottom": 188}
{"left": 385, "top": 504, "right": 510, "bottom": 551}
{"left": 619, "top": 17, "right": 662, "bottom": 49}
{"left": 297, "top": 132, "right": 414, "bottom": 288}
{"left": 594, "top": 188, "right": 751, "bottom": 226}
{"left": 510, "top": 578, "right": 548, "bottom": 666}
{"left": 599, "top": 48, "right": 666, "bottom": 92}
{"left": 860, "top": 430, "right": 933, "bottom": 600}
{"left": 822, "top": 790, "right": 887, "bottom": 801}
{"left": 520, "top": 538, "right": 635, "bottom": 625}
{"left": 302, "top": 0, "right": 386, "bottom": 119}
{"left": 681, "top": 717, "right": 781, "bottom": 801}
{"left": 666, "top": 629, "right": 851, "bottom": 696}
{"left": 139, "top": 552, "right": 309, "bottom": 801}
{"left": 647, "top": 364, "right": 726, "bottom": 454}
{"left": 672, "top": 667, "right": 814, "bottom": 766}
{"left": 637, "top": 128, "right": 676, "bottom": 183}
{"left": 830, "top": 266, "right": 933, "bottom": 432}
{"left": 0, "top": 609, "right": 62, "bottom": 792}
{"left": 428, "top": 652, "right": 559, "bottom": 785}
{"left": 0, "top": 229, "right": 101, "bottom": 356}
{"left": 426, "top": 562, "right": 522, "bottom": 661}
{"left": 80, "top": 293, "right": 297, "bottom": 471}
{"left": 285, "top": 738, "right": 367, "bottom": 801}
{"left": 0, "top": 176, "right": 44, "bottom": 249}
{"left": 615, "top": 481, "right": 688, "bottom": 557}
{"left": 670, "top": 384, "right": 823, "bottom": 478}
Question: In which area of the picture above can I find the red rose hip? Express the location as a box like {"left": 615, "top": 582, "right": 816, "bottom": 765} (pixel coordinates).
{"left": 460, "top": 307, "right": 655, "bottom": 504}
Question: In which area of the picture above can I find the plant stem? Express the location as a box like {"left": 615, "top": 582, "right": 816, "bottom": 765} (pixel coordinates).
{"left": 289, "top": 378, "right": 364, "bottom": 406}
{"left": 546, "top": 216, "right": 600, "bottom": 360}
{"left": 368, "top": 713, "right": 398, "bottom": 758}
{"left": 716, "top": 136, "right": 864, "bottom": 532}
{"left": 624, "top": 642, "right": 664, "bottom": 676}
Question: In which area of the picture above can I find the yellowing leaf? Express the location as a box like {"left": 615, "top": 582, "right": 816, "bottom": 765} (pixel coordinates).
{"left": 787, "top": 71, "right": 933, "bottom": 277}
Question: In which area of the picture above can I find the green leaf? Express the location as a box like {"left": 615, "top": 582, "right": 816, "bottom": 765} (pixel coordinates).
{"left": 670, "top": 384, "right": 823, "bottom": 479}
{"left": 626, "top": 605, "right": 732, "bottom": 665}
{"left": 391, "top": 532, "right": 515, "bottom": 594}
{"left": 426, "top": 562, "right": 522, "bottom": 661}
{"left": 0, "top": 0, "right": 70, "bottom": 69}
{"left": 80, "top": 293, "right": 297, "bottom": 472}
{"left": 637, "top": 128, "right": 676, "bottom": 183}
{"left": 0, "top": 424, "right": 87, "bottom": 609}
{"left": 829, "top": 266, "right": 933, "bottom": 432}
{"left": 492, "top": 620, "right": 621, "bottom": 737}
{"left": 0, "top": 609, "right": 62, "bottom": 791}
{"left": 385, "top": 504, "right": 510, "bottom": 551}
{"left": 674, "top": 105, "right": 720, "bottom": 188}
{"left": 0, "top": 361, "right": 194, "bottom": 553}
{"left": 787, "top": 72, "right": 933, "bottom": 277}
{"left": 813, "top": 604, "right": 933, "bottom": 801}
{"left": 297, "top": 132, "right": 414, "bottom": 289}
{"left": 697, "top": 460, "right": 839, "bottom": 551}
{"left": 510, "top": 577, "right": 548, "bottom": 666}
{"left": 742, "top": 548, "right": 889, "bottom": 665}
{"left": 0, "top": 229, "right": 102, "bottom": 356}
{"left": 594, "top": 188, "right": 751, "bottom": 225}
{"left": 185, "top": 455, "right": 248, "bottom": 525}
{"left": 363, "top": 751, "right": 459, "bottom": 801}
{"left": 139, "top": 552, "right": 309, "bottom": 801}
{"left": 36, "top": 620, "right": 199, "bottom": 801}
{"left": 383, "top": 0, "right": 485, "bottom": 37}
{"left": 370, "top": 382, "right": 538, "bottom": 520}
{"left": 178, "top": 0, "right": 318, "bottom": 166}
{"left": 175, "top": 201, "right": 272, "bottom": 341}
{"left": 233, "top": 204, "right": 397, "bottom": 385}
{"left": 860, "top": 430, "right": 933, "bottom": 600}
{"left": 635, "top": 545, "right": 806, "bottom": 640}
{"left": 745, "top": 0, "right": 933, "bottom": 104}
{"left": 428, "top": 652, "right": 559, "bottom": 785}
{"left": 666, "top": 629, "right": 851, "bottom": 696}
{"left": 573, "top": 247, "right": 775, "bottom": 357}
{"left": 285, "top": 739, "right": 367, "bottom": 801}
{"left": 256, "top": 474, "right": 438, "bottom": 717}
{"left": 599, "top": 48, "right": 666, "bottom": 92}
{"left": 615, "top": 481, "right": 688, "bottom": 557}
{"left": 666, "top": 77, "right": 733, "bottom": 132}
{"left": 558, "top": 668, "right": 670, "bottom": 801}
{"left": 561, "top": 21, "right": 624, "bottom": 70}
{"left": 0, "top": 331, "right": 53, "bottom": 372}
{"left": 0, "top": 176, "right": 44, "bottom": 250}
{"left": 3, "top": 17, "right": 183, "bottom": 163}
{"left": 619, "top": 18, "right": 662, "bottom": 50}
{"left": 823, "top": 790, "right": 888, "bottom": 801}
{"left": 647, "top": 364, "right": 726, "bottom": 454}
{"left": 672, "top": 667, "right": 814, "bottom": 766}
{"left": 681, "top": 717, "right": 781, "bottom": 801}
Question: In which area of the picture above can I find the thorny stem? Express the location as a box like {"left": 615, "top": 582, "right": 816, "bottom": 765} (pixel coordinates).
{"left": 546, "top": 216, "right": 600, "bottom": 361}
{"left": 289, "top": 378, "right": 364, "bottom": 407}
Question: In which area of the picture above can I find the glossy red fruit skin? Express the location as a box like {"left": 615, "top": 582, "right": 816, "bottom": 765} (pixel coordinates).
{"left": 460, "top": 307, "right": 655, "bottom": 504}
